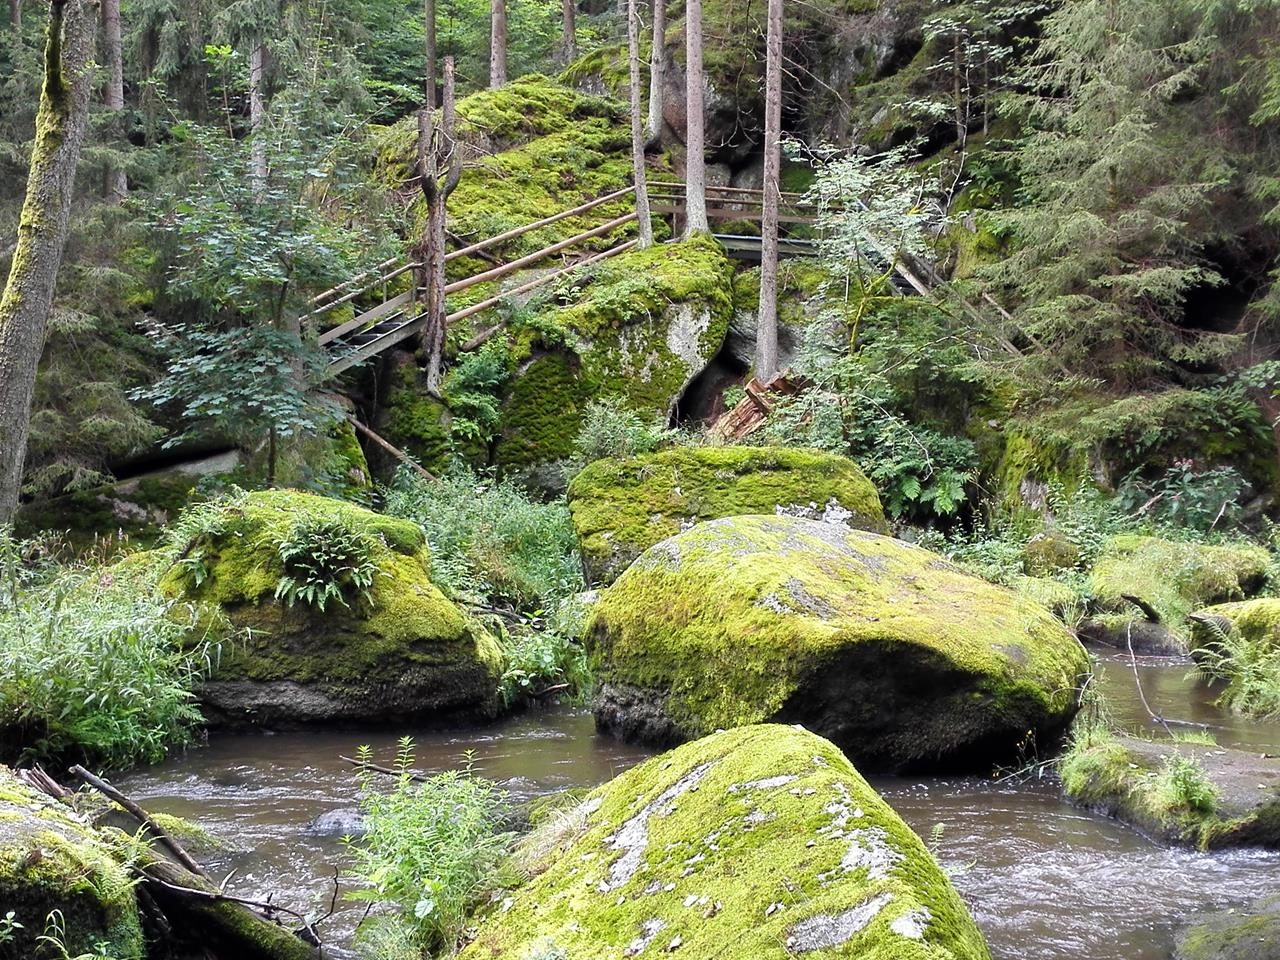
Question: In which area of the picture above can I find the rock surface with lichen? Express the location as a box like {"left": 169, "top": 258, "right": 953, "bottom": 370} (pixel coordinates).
{"left": 459, "top": 724, "right": 992, "bottom": 960}
{"left": 158, "top": 489, "right": 502, "bottom": 726}
{"left": 1176, "top": 892, "right": 1280, "bottom": 960}
{"left": 568, "top": 446, "right": 888, "bottom": 585}
{"left": 589, "top": 514, "right": 1089, "bottom": 772}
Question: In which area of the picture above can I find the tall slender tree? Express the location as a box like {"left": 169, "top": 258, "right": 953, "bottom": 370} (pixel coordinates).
{"left": 248, "top": 40, "right": 268, "bottom": 196}
{"left": 416, "top": 56, "right": 462, "bottom": 394}
{"left": 628, "top": 0, "right": 652, "bottom": 247}
{"left": 8, "top": 0, "right": 19, "bottom": 30}
{"left": 561, "top": 0, "right": 576, "bottom": 63}
{"left": 489, "top": 0, "right": 507, "bottom": 88}
{"left": 101, "top": 0, "right": 127, "bottom": 201}
{"left": 755, "top": 0, "right": 782, "bottom": 381}
{"left": 424, "top": 0, "right": 436, "bottom": 106}
{"left": 0, "top": 0, "right": 97, "bottom": 524}
{"left": 682, "top": 0, "right": 708, "bottom": 235}
{"left": 647, "top": 0, "right": 665, "bottom": 144}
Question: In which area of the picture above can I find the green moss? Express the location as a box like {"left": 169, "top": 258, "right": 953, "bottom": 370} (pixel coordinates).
{"left": 988, "top": 428, "right": 1089, "bottom": 513}
{"left": 159, "top": 490, "right": 503, "bottom": 722}
{"left": 1189, "top": 598, "right": 1280, "bottom": 656}
{"left": 1176, "top": 893, "right": 1280, "bottom": 960}
{"left": 1088, "top": 535, "right": 1271, "bottom": 647}
{"left": 378, "top": 359, "right": 455, "bottom": 476}
{"left": 461, "top": 725, "right": 991, "bottom": 960}
{"left": 15, "top": 472, "right": 199, "bottom": 548}
{"left": 0, "top": 768, "right": 143, "bottom": 960}
{"left": 590, "top": 515, "right": 1090, "bottom": 770}
{"left": 568, "top": 446, "right": 888, "bottom": 585}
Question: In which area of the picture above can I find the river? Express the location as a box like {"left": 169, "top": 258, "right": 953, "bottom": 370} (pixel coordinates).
{"left": 118, "top": 653, "right": 1280, "bottom": 959}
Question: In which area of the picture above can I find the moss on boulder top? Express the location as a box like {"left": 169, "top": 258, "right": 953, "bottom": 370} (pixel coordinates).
{"left": 460, "top": 724, "right": 991, "bottom": 960}
{"left": 1176, "top": 892, "right": 1280, "bottom": 960}
{"left": 496, "top": 236, "right": 735, "bottom": 472}
{"left": 1189, "top": 598, "right": 1280, "bottom": 659}
{"left": 159, "top": 489, "right": 502, "bottom": 725}
{"left": 0, "top": 767, "right": 143, "bottom": 960}
{"left": 589, "top": 515, "right": 1089, "bottom": 772}
{"left": 1081, "top": 535, "right": 1271, "bottom": 654}
{"left": 568, "top": 446, "right": 888, "bottom": 585}
{"left": 1059, "top": 731, "right": 1280, "bottom": 849}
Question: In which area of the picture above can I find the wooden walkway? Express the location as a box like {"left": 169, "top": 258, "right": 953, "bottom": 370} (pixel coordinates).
{"left": 307, "top": 180, "right": 986, "bottom": 377}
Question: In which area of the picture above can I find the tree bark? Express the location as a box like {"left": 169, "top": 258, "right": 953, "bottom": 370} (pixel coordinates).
{"left": 101, "top": 0, "right": 127, "bottom": 202}
{"left": 755, "top": 0, "right": 782, "bottom": 382}
{"left": 489, "top": 0, "right": 507, "bottom": 88}
{"left": 249, "top": 42, "right": 268, "bottom": 199}
{"left": 561, "top": 0, "right": 576, "bottom": 63}
{"left": 646, "top": 0, "right": 665, "bottom": 145}
{"left": 628, "top": 0, "right": 652, "bottom": 248}
{"left": 8, "top": 0, "right": 19, "bottom": 30}
{"left": 682, "top": 0, "right": 708, "bottom": 236}
{"left": 424, "top": 0, "right": 436, "bottom": 106}
{"left": 417, "top": 57, "right": 461, "bottom": 396}
{"left": 0, "top": 0, "right": 96, "bottom": 526}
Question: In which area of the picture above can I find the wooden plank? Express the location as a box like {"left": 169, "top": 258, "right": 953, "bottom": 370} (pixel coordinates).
{"left": 445, "top": 186, "right": 635, "bottom": 263}
{"left": 326, "top": 314, "right": 425, "bottom": 377}
{"left": 317, "top": 290, "right": 413, "bottom": 345}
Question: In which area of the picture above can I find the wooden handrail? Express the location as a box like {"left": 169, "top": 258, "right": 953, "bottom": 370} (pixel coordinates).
{"left": 445, "top": 185, "right": 635, "bottom": 263}
{"left": 304, "top": 260, "right": 419, "bottom": 321}
{"left": 309, "top": 255, "right": 403, "bottom": 309}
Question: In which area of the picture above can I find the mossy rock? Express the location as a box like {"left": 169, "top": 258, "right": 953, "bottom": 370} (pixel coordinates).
{"left": 0, "top": 767, "right": 143, "bottom": 960}
{"left": 159, "top": 490, "right": 503, "bottom": 725}
{"left": 1176, "top": 893, "right": 1280, "bottom": 960}
{"left": 459, "top": 724, "right": 992, "bottom": 960}
{"left": 568, "top": 446, "right": 888, "bottom": 586}
{"left": 1082, "top": 536, "right": 1271, "bottom": 654}
{"left": 1021, "top": 529, "right": 1080, "bottom": 577}
{"left": 1059, "top": 733, "right": 1280, "bottom": 849}
{"left": 495, "top": 237, "right": 735, "bottom": 473}
{"left": 589, "top": 515, "right": 1090, "bottom": 772}
{"left": 1188, "top": 598, "right": 1280, "bottom": 661}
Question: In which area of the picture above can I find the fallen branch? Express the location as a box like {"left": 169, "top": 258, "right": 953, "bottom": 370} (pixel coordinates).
{"left": 347, "top": 415, "right": 437, "bottom": 483}
{"left": 339, "top": 755, "right": 430, "bottom": 783}
{"left": 69, "top": 764, "right": 210, "bottom": 879}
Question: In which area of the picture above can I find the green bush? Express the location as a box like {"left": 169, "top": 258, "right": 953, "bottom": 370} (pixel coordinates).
{"left": 0, "top": 533, "right": 218, "bottom": 768}
{"left": 381, "top": 468, "right": 582, "bottom": 610}
{"left": 347, "top": 739, "right": 511, "bottom": 957}
{"left": 1154, "top": 754, "right": 1220, "bottom": 816}
{"left": 567, "top": 397, "right": 673, "bottom": 474}
{"left": 273, "top": 516, "right": 382, "bottom": 612}
{"left": 498, "top": 625, "right": 591, "bottom": 707}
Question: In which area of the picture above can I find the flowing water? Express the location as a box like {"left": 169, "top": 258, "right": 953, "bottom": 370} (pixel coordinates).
{"left": 118, "top": 655, "right": 1280, "bottom": 960}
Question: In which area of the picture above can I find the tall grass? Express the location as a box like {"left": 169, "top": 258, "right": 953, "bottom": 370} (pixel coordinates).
{"left": 381, "top": 468, "right": 582, "bottom": 611}
{"left": 347, "top": 739, "right": 511, "bottom": 957}
{"left": 0, "top": 533, "right": 218, "bottom": 768}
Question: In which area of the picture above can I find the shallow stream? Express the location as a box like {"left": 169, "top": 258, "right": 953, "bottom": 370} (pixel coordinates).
{"left": 119, "top": 655, "right": 1280, "bottom": 959}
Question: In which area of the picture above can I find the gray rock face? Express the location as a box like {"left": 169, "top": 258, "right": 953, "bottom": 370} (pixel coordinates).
{"left": 1176, "top": 894, "right": 1280, "bottom": 960}
{"left": 307, "top": 807, "right": 366, "bottom": 838}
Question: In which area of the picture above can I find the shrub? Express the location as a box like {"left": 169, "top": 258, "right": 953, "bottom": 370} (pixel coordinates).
{"left": 1193, "top": 616, "right": 1280, "bottom": 719}
{"left": 381, "top": 468, "right": 582, "bottom": 610}
{"left": 1154, "top": 754, "right": 1220, "bottom": 816}
{"left": 498, "top": 626, "right": 591, "bottom": 707}
{"left": 568, "top": 397, "right": 672, "bottom": 471}
{"left": 0, "top": 533, "right": 219, "bottom": 768}
{"left": 273, "top": 516, "right": 382, "bottom": 612}
{"left": 347, "top": 739, "right": 511, "bottom": 957}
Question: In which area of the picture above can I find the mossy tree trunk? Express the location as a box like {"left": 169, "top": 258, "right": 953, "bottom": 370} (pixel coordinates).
{"left": 489, "top": 0, "right": 507, "bottom": 88}
{"left": 682, "top": 0, "right": 708, "bottom": 236}
{"left": 102, "top": 0, "right": 127, "bottom": 202}
{"left": 0, "top": 0, "right": 96, "bottom": 526}
{"left": 628, "top": 0, "right": 652, "bottom": 247}
{"left": 646, "top": 0, "right": 665, "bottom": 145}
{"left": 755, "top": 0, "right": 782, "bottom": 382}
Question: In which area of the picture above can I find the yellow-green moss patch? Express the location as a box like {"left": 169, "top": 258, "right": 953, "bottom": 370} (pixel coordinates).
{"left": 461, "top": 725, "right": 991, "bottom": 960}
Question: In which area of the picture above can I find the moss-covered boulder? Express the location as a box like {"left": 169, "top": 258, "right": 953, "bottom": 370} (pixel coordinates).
{"left": 589, "top": 515, "right": 1089, "bottom": 771}
{"left": 0, "top": 767, "right": 143, "bottom": 960}
{"left": 495, "top": 236, "right": 735, "bottom": 473}
{"left": 1081, "top": 535, "right": 1271, "bottom": 654}
{"left": 1060, "top": 732, "right": 1280, "bottom": 849}
{"left": 568, "top": 446, "right": 888, "bottom": 585}
{"left": 1176, "top": 893, "right": 1280, "bottom": 960}
{"left": 1189, "top": 598, "right": 1280, "bottom": 660}
{"left": 460, "top": 724, "right": 991, "bottom": 960}
{"left": 159, "top": 490, "right": 503, "bottom": 725}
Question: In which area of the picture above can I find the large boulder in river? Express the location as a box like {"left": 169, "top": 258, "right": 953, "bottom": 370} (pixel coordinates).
{"left": 1080, "top": 535, "right": 1270, "bottom": 654}
{"left": 0, "top": 768, "right": 143, "bottom": 960}
{"left": 160, "top": 490, "right": 503, "bottom": 725}
{"left": 568, "top": 446, "right": 888, "bottom": 585}
{"left": 1177, "top": 893, "right": 1280, "bottom": 960}
{"left": 589, "top": 515, "right": 1090, "bottom": 771}
{"left": 459, "top": 724, "right": 992, "bottom": 960}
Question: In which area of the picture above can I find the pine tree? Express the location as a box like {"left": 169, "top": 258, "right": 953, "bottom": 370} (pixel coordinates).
{"left": 682, "top": 0, "right": 708, "bottom": 236}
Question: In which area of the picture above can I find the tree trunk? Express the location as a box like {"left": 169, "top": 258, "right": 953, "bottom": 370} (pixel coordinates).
{"left": 646, "top": 0, "right": 665, "bottom": 144}
{"left": 249, "top": 42, "right": 268, "bottom": 199}
{"left": 682, "top": 0, "right": 708, "bottom": 236}
{"left": 755, "top": 0, "right": 782, "bottom": 382}
{"left": 0, "top": 0, "right": 96, "bottom": 525}
{"left": 489, "top": 0, "right": 507, "bottom": 88}
{"left": 418, "top": 57, "right": 461, "bottom": 396}
{"left": 561, "top": 0, "right": 576, "bottom": 63}
{"left": 424, "top": 0, "right": 436, "bottom": 106}
{"left": 101, "top": 0, "right": 127, "bottom": 202}
{"left": 8, "top": 0, "right": 19, "bottom": 30}
{"left": 628, "top": 0, "right": 652, "bottom": 247}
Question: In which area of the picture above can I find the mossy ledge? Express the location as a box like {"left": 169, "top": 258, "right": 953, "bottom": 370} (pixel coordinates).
{"left": 459, "top": 724, "right": 992, "bottom": 960}
{"left": 158, "top": 489, "right": 503, "bottom": 726}
{"left": 589, "top": 514, "right": 1090, "bottom": 773}
{"left": 568, "top": 445, "right": 889, "bottom": 586}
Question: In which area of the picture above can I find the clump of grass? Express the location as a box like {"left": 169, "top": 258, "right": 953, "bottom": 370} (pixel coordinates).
{"left": 0, "top": 531, "right": 219, "bottom": 768}
{"left": 1153, "top": 754, "right": 1219, "bottom": 816}
{"left": 346, "top": 739, "right": 512, "bottom": 957}
{"left": 381, "top": 467, "right": 582, "bottom": 611}
{"left": 564, "top": 396, "right": 676, "bottom": 479}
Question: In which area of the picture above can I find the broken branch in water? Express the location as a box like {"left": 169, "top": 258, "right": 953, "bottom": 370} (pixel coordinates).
{"left": 339, "top": 754, "right": 430, "bottom": 782}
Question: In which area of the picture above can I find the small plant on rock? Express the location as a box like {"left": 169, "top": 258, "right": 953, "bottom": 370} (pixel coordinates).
{"left": 1154, "top": 754, "right": 1219, "bottom": 816}
{"left": 273, "top": 517, "right": 382, "bottom": 612}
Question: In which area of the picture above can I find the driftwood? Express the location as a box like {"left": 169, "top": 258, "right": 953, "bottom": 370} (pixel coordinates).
{"left": 340, "top": 754, "right": 430, "bottom": 783}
